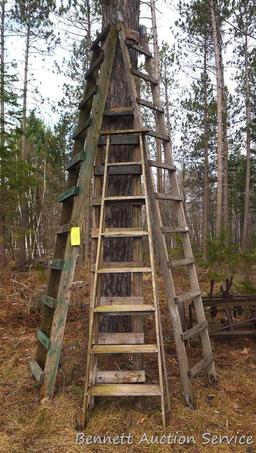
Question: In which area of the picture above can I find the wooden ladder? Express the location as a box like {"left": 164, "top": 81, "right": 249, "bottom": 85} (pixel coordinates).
{"left": 83, "top": 131, "right": 170, "bottom": 427}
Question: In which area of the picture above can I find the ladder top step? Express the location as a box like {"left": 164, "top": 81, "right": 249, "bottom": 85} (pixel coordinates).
{"left": 88, "top": 384, "right": 161, "bottom": 396}
{"left": 169, "top": 257, "right": 195, "bottom": 268}
{"left": 94, "top": 304, "right": 155, "bottom": 313}
{"left": 100, "top": 128, "right": 149, "bottom": 135}
{"left": 91, "top": 228, "right": 149, "bottom": 238}
{"left": 91, "top": 344, "right": 158, "bottom": 354}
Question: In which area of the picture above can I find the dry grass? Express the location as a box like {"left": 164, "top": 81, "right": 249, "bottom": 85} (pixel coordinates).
{"left": 1, "top": 268, "right": 256, "bottom": 453}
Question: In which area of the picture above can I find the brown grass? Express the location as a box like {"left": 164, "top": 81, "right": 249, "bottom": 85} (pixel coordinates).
{"left": 1, "top": 268, "right": 256, "bottom": 453}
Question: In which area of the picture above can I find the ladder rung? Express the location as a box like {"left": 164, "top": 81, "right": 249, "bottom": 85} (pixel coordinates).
{"left": 72, "top": 119, "right": 91, "bottom": 140}
{"left": 78, "top": 86, "right": 97, "bottom": 110}
{"left": 97, "top": 332, "right": 144, "bottom": 345}
{"left": 188, "top": 354, "right": 214, "bottom": 378}
{"left": 65, "top": 151, "right": 86, "bottom": 171}
{"left": 169, "top": 257, "right": 195, "bottom": 268}
{"left": 94, "top": 163, "right": 142, "bottom": 176}
{"left": 126, "top": 41, "right": 153, "bottom": 58}
{"left": 91, "top": 228, "right": 149, "bottom": 238}
{"left": 100, "top": 128, "right": 149, "bottom": 135}
{"left": 131, "top": 68, "right": 158, "bottom": 85}
{"left": 94, "top": 304, "right": 155, "bottom": 313}
{"left": 37, "top": 329, "right": 50, "bottom": 350}
{"left": 99, "top": 296, "right": 144, "bottom": 305}
{"left": 104, "top": 107, "right": 134, "bottom": 117}
{"left": 92, "top": 195, "right": 146, "bottom": 206}
{"left": 48, "top": 259, "right": 65, "bottom": 271}
{"left": 96, "top": 264, "right": 152, "bottom": 274}
{"left": 40, "top": 295, "right": 57, "bottom": 309}
{"left": 84, "top": 53, "right": 104, "bottom": 79}
{"left": 162, "top": 226, "right": 189, "bottom": 234}
{"left": 59, "top": 186, "right": 79, "bottom": 203}
{"left": 95, "top": 370, "right": 145, "bottom": 383}
{"left": 137, "top": 97, "right": 164, "bottom": 113}
{"left": 147, "top": 130, "right": 170, "bottom": 141}
{"left": 29, "top": 359, "right": 45, "bottom": 385}
{"left": 90, "top": 24, "right": 110, "bottom": 50}
{"left": 155, "top": 192, "right": 183, "bottom": 202}
{"left": 182, "top": 321, "right": 208, "bottom": 341}
{"left": 149, "top": 160, "right": 176, "bottom": 171}
{"left": 175, "top": 290, "right": 201, "bottom": 304}
{"left": 105, "top": 195, "right": 145, "bottom": 202}
{"left": 56, "top": 223, "right": 71, "bottom": 235}
{"left": 91, "top": 344, "right": 158, "bottom": 354}
{"left": 88, "top": 383, "right": 161, "bottom": 396}
{"left": 99, "top": 134, "right": 139, "bottom": 146}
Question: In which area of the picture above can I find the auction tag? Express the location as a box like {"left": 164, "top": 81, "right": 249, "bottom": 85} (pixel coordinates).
{"left": 71, "top": 227, "right": 81, "bottom": 246}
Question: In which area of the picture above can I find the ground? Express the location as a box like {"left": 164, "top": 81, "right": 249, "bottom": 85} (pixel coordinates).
{"left": 1, "top": 267, "right": 256, "bottom": 453}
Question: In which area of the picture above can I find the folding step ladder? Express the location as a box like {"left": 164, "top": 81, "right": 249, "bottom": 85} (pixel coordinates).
{"left": 30, "top": 21, "right": 216, "bottom": 416}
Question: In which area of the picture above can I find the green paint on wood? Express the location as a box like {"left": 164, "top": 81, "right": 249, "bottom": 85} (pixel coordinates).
{"left": 65, "top": 151, "right": 86, "bottom": 171}
{"left": 40, "top": 295, "right": 57, "bottom": 309}
{"left": 59, "top": 186, "right": 80, "bottom": 203}
{"left": 48, "top": 259, "right": 65, "bottom": 271}
{"left": 37, "top": 329, "right": 50, "bottom": 350}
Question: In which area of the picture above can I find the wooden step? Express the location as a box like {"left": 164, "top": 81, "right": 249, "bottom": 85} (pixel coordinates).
{"left": 96, "top": 263, "right": 152, "bottom": 274}
{"left": 92, "top": 196, "right": 145, "bottom": 206}
{"left": 182, "top": 321, "right": 208, "bottom": 341}
{"left": 149, "top": 160, "right": 176, "bottom": 171}
{"left": 94, "top": 304, "right": 155, "bottom": 314}
{"left": 91, "top": 228, "right": 149, "bottom": 238}
{"left": 188, "top": 354, "right": 213, "bottom": 378}
{"left": 95, "top": 163, "right": 142, "bottom": 176}
{"left": 104, "top": 107, "right": 134, "bottom": 117}
{"left": 174, "top": 290, "right": 201, "bottom": 304}
{"left": 97, "top": 332, "right": 144, "bottom": 344}
{"left": 99, "top": 296, "right": 143, "bottom": 305}
{"left": 40, "top": 295, "right": 57, "bottom": 309}
{"left": 210, "top": 330, "right": 256, "bottom": 337}
{"left": 84, "top": 53, "right": 104, "bottom": 79}
{"left": 30, "top": 359, "right": 45, "bottom": 385}
{"left": 56, "top": 222, "right": 71, "bottom": 235}
{"left": 90, "top": 25, "right": 110, "bottom": 50}
{"left": 162, "top": 226, "right": 189, "bottom": 234}
{"left": 104, "top": 195, "right": 145, "bottom": 203}
{"left": 137, "top": 97, "right": 164, "bottom": 113}
{"left": 100, "top": 128, "right": 149, "bottom": 135}
{"left": 59, "top": 186, "right": 79, "bottom": 203}
{"left": 88, "top": 383, "right": 161, "bottom": 396}
{"left": 155, "top": 192, "right": 183, "bottom": 202}
{"left": 131, "top": 68, "right": 158, "bottom": 85}
{"left": 147, "top": 130, "right": 170, "bottom": 141}
{"left": 99, "top": 134, "right": 140, "bottom": 146}
{"left": 95, "top": 370, "right": 145, "bottom": 384}
{"left": 169, "top": 257, "right": 195, "bottom": 268}
{"left": 126, "top": 41, "right": 153, "bottom": 58}
{"left": 48, "top": 259, "right": 65, "bottom": 271}
{"left": 91, "top": 344, "right": 158, "bottom": 354}
{"left": 72, "top": 118, "right": 91, "bottom": 140}
{"left": 37, "top": 329, "right": 50, "bottom": 350}
{"left": 78, "top": 86, "right": 97, "bottom": 110}
{"left": 65, "top": 151, "right": 86, "bottom": 171}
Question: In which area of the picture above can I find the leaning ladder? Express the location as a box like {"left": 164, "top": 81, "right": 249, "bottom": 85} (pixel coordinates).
{"left": 30, "top": 22, "right": 216, "bottom": 409}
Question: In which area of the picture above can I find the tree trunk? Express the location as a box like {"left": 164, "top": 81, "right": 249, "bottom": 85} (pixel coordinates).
{"left": 202, "top": 36, "right": 210, "bottom": 258}
{"left": 17, "top": 22, "right": 30, "bottom": 264}
{"left": 242, "top": 29, "right": 251, "bottom": 249}
{"left": 0, "top": 0, "right": 6, "bottom": 267}
{"left": 101, "top": 1, "right": 140, "bottom": 332}
{"left": 210, "top": 0, "right": 225, "bottom": 237}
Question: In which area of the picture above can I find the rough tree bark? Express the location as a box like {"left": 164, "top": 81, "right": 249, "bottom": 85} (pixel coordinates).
{"left": 242, "top": 27, "right": 251, "bottom": 249}
{"left": 0, "top": 0, "right": 6, "bottom": 267}
{"left": 202, "top": 36, "right": 210, "bottom": 258}
{"left": 101, "top": 0, "right": 140, "bottom": 332}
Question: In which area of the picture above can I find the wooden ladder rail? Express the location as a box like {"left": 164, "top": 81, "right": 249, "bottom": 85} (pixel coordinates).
{"left": 118, "top": 21, "right": 217, "bottom": 407}
{"left": 30, "top": 26, "right": 118, "bottom": 399}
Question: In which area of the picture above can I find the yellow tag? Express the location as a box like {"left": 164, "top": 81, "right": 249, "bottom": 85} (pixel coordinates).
{"left": 71, "top": 227, "right": 81, "bottom": 246}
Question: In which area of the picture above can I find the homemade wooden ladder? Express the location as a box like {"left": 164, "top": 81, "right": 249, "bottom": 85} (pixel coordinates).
{"left": 30, "top": 22, "right": 217, "bottom": 419}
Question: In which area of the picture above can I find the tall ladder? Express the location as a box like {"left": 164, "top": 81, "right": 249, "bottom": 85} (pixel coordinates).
{"left": 30, "top": 22, "right": 216, "bottom": 410}
{"left": 83, "top": 131, "right": 169, "bottom": 427}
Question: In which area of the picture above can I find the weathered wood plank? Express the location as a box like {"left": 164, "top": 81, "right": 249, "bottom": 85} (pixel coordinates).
{"left": 72, "top": 119, "right": 91, "bottom": 140}
{"left": 84, "top": 53, "right": 104, "bottom": 79}
{"left": 126, "top": 41, "right": 152, "bottom": 58}
{"left": 91, "top": 227, "right": 148, "bottom": 238}
{"left": 65, "top": 151, "right": 86, "bottom": 171}
{"left": 175, "top": 290, "right": 201, "bottom": 304}
{"left": 104, "top": 107, "right": 133, "bottom": 117}
{"left": 95, "top": 370, "right": 145, "bottom": 383}
{"left": 147, "top": 130, "right": 170, "bottom": 141}
{"left": 169, "top": 257, "right": 195, "bottom": 268}
{"left": 137, "top": 97, "right": 164, "bottom": 113}
{"left": 94, "top": 163, "right": 142, "bottom": 176}
{"left": 40, "top": 295, "right": 57, "bottom": 309}
{"left": 90, "top": 24, "right": 110, "bottom": 50}
{"left": 131, "top": 68, "right": 158, "bottom": 85}
{"left": 182, "top": 321, "right": 208, "bottom": 341}
{"left": 37, "top": 329, "right": 50, "bottom": 350}
{"left": 100, "top": 128, "right": 149, "bottom": 135}
{"left": 91, "top": 344, "right": 158, "bottom": 353}
{"left": 78, "top": 86, "right": 97, "bottom": 110}
{"left": 161, "top": 226, "right": 189, "bottom": 234}
{"left": 149, "top": 160, "right": 176, "bottom": 171}
{"left": 98, "top": 134, "right": 139, "bottom": 146}
{"left": 99, "top": 296, "right": 143, "bottom": 305}
{"left": 59, "top": 186, "right": 79, "bottom": 203}
{"left": 30, "top": 359, "right": 45, "bottom": 385}
{"left": 188, "top": 354, "right": 213, "bottom": 378}
{"left": 155, "top": 192, "right": 183, "bottom": 201}
{"left": 94, "top": 304, "right": 155, "bottom": 313}
{"left": 88, "top": 383, "right": 161, "bottom": 396}
{"left": 48, "top": 259, "right": 65, "bottom": 271}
